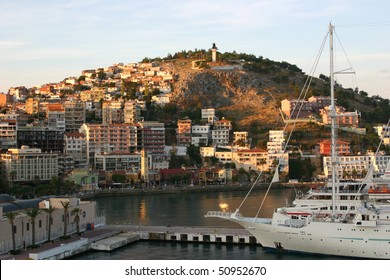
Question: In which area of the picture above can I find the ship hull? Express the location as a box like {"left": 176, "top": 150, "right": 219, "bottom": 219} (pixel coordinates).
{"left": 232, "top": 218, "right": 390, "bottom": 259}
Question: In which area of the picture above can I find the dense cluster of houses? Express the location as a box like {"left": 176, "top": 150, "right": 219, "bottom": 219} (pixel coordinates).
{"left": 0, "top": 61, "right": 390, "bottom": 191}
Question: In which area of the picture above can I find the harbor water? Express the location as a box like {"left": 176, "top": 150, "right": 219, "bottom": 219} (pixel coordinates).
{"left": 71, "top": 187, "right": 347, "bottom": 260}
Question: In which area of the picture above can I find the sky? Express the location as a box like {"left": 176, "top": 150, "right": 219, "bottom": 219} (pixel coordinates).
{"left": 1, "top": 0, "right": 390, "bottom": 99}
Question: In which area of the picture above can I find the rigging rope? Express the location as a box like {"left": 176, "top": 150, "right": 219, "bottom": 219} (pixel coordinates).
{"left": 235, "top": 29, "right": 330, "bottom": 217}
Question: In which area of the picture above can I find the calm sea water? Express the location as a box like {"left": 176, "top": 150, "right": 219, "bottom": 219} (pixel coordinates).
{"left": 71, "top": 188, "right": 346, "bottom": 260}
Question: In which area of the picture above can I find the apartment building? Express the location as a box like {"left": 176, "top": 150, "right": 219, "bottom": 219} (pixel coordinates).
{"left": 102, "top": 100, "right": 123, "bottom": 124}
{"left": 177, "top": 119, "right": 192, "bottom": 146}
{"left": 232, "top": 149, "right": 268, "bottom": 172}
{"left": 191, "top": 125, "right": 210, "bottom": 146}
{"left": 64, "top": 132, "right": 88, "bottom": 168}
{"left": 320, "top": 105, "right": 359, "bottom": 127}
{"left": 323, "top": 154, "right": 390, "bottom": 179}
{"left": 308, "top": 96, "right": 332, "bottom": 113}
{"left": 1, "top": 146, "right": 58, "bottom": 183}
{"left": 25, "top": 98, "right": 40, "bottom": 115}
{"left": 267, "top": 130, "right": 285, "bottom": 154}
{"left": 138, "top": 121, "right": 165, "bottom": 155}
{"left": 211, "top": 118, "right": 232, "bottom": 145}
{"left": 319, "top": 139, "right": 351, "bottom": 156}
{"left": 17, "top": 126, "right": 64, "bottom": 153}
{"left": 233, "top": 131, "right": 249, "bottom": 148}
{"left": 95, "top": 152, "right": 140, "bottom": 171}
{"left": 201, "top": 108, "right": 216, "bottom": 124}
{"left": 281, "top": 98, "right": 314, "bottom": 119}
{"left": 124, "top": 100, "right": 140, "bottom": 124}
{"left": 0, "top": 119, "right": 17, "bottom": 149}
{"left": 64, "top": 101, "right": 86, "bottom": 132}
{"left": 79, "top": 123, "right": 138, "bottom": 165}
{"left": 46, "top": 104, "right": 65, "bottom": 130}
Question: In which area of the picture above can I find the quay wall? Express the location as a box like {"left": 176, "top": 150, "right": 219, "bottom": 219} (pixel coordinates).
{"left": 77, "top": 183, "right": 309, "bottom": 200}
{"left": 23, "top": 225, "right": 259, "bottom": 260}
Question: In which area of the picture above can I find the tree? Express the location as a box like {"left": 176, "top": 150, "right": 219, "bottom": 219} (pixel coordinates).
{"left": 72, "top": 208, "right": 82, "bottom": 235}
{"left": 60, "top": 201, "right": 71, "bottom": 239}
{"left": 25, "top": 208, "right": 41, "bottom": 247}
{"left": 5, "top": 212, "right": 18, "bottom": 253}
{"left": 9, "top": 170, "right": 17, "bottom": 188}
{"left": 43, "top": 205, "right": 56, "bottom": 242}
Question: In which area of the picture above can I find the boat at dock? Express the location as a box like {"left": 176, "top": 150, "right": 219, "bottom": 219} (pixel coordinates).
{"left": 206, "top": 23, "right": 390, "bottom": 259}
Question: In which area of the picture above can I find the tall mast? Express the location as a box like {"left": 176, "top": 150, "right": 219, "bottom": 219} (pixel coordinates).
{"left": 329, "top": 23, "right": 336, "bottom": 217}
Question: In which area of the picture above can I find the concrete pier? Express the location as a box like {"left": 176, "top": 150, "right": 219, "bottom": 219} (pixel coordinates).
{"left": 5, "top": 225, "right": 258, "bottom": 260}
{"left": 108, "top": 225, "right": 258, "bottom": 245}
{"left": 91, "top": 232, "right": 140, "bottom": 251}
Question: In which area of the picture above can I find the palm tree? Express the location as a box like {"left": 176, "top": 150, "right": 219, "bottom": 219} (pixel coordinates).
{"left": 71, "top": 208, "right": 81, "bottom": 235}
{"left": 42, "top": 205, "right": 56, "bottom": 242}
{"left": 5, "top": 212, "right": 18, "bottom": 252}
{"left": 25, "top": 208, "right": 41, "bottom": 247}
{"left": 60, "top": 201, "right": 71, "bottom": 238}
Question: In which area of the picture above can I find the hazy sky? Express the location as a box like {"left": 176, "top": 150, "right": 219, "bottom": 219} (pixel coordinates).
{"left": 1, "top": 0, "right": 390, "bottom": 99}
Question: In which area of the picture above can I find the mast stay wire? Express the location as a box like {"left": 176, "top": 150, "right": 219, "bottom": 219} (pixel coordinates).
{"left": 235, "top": 29, "right": 330, "bottom": 215}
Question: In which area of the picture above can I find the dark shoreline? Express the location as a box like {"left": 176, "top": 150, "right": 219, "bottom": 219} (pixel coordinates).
{"left": 78, "top": 183, "right": 311, "bottom": 200}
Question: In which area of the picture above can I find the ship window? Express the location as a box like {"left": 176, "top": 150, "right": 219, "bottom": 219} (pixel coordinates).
{"left": 350, "top": 206, "right": 355, "bottom": 210}
{"left": 340, "top": 206, "right": 348, "bottom": 210}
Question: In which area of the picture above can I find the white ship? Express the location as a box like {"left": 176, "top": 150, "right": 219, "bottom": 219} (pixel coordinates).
{"left": 291, "top": 163, "right": 390, "bottom": 216}
{"left": 206, "top": 24, "right": 390, "bottom": 259}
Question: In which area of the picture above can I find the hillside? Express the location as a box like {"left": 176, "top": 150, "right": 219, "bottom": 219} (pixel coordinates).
{"left": 146, "top": 51, "right": 389, "bottom": 151}
{"left": 156, "top": 53, "right": 388, "bottom": 129}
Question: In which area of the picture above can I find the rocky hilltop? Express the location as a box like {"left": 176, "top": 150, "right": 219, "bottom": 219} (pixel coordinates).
{"left": 162, "top": 58, "right": 303, "bottom": 128}
{"left": 157, "top": 54, "right": 388, "bottom": 130}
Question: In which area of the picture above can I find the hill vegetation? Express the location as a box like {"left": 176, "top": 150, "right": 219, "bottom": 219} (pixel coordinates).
{"left": 141, "top": 49, "right": 389, "bottom": 151}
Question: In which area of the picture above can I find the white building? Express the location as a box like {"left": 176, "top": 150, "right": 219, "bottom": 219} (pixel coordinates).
{"left": 323, "top": 154, "right": 390, "bottom": 178}
{"left": 267, "top": 130, "right": 286, "bottom": 154}
{"left": 0, "top": 197, "right": 99, "bottom": 254}
{"left": 1, "top": 146, "right": 58, "bottom": 182}
{"left": 191, "top": 125, "right": 210, "bottom": 146}
{"left": 151, "top": 93, "right": 171, "bottom": 106}
{"left": 64, "top": 132, "right": 88, "bottom": 168}
{"left": 95, "top": 153, "right": 141, "bottom": 171}
{"left": 200, "top": 146, "right": 216, "bottom": 157}
{"left": 211, "top": 118, "right": 232, "bottom": 145}
{"left": 232, "top": 149, "right": 269, "bottom": 172}
{"left": 46, "top": 104, "right": 65, "bottom": 131}
{"left": 375, "top": 125, "right": 390, "bottom": 146}
{"left": 201, "top": 108, "right": 216, "bottom": 124}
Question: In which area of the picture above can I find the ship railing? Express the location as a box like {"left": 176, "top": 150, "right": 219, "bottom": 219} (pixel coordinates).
{"left": 205, "top": 211, "right": 272, "bottom": 224}
{"left": 239, "top": 217, "right": 272, "bottom": 224}
{"left": 205, "top": 211, "right": 234, "bottom": 219}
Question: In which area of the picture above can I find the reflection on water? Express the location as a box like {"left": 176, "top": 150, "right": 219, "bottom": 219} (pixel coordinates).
{"left": 95, "top": 188, "right": 296, "bottom": 228}
{"left": 72, "top": 188, "right": 349, "bottom": 260}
